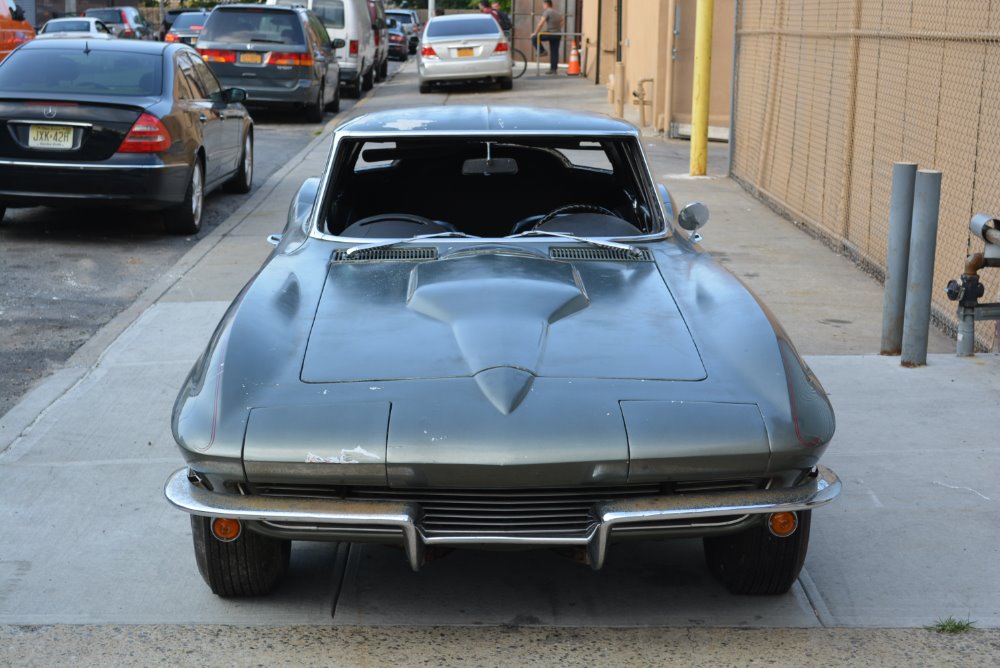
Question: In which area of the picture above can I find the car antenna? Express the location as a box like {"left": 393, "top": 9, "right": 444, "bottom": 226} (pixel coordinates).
{"left": 83, "top": 41, "right": 91, "bottom": 55}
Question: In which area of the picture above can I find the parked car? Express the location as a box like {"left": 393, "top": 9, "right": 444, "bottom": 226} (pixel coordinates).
{"left": 83, "top": 7, "right": 154, "bottom": 40}
{"left": 160, "top": 7, "right": 199, "bottom": 41}
{"left": 386, "top": 17, "right": 406, "bottom": 61}
{"left": 265, "top": 0, "right": 374, "bottom": 99}
{"left": 367, "top": 0, "right": 388, "bottom": 82}
{"left": 0, "top": 0, "right": 34, "bottom": 61}
{"left": 36, "top": 17, "right": 114, "bottom": 39}
{"left": 418, "top": 13, "right": 512, "bottom": 93}
{"left": 165, "top": 10, "right": 209, "bottom": 46}
{"left": 197, "top": 4, "right": 342, "bottom": 122}
{"left": 0, "top": 38, "right": 254, "bottom": 234}
{"left": 164, "top": 105, "right": 841, "bottom": 598}
{"left": 385, "top": 7, "right": 419, "bottom": 54}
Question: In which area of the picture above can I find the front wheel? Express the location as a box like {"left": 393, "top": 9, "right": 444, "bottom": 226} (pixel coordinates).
{"left": 378, "top": 58, "right": 388, "bottom": 81}
{"left": 191, "top": 516, "right": 290, "bottom": 597}
{"left": 419, "top": 81, "right": 432, "bottom": 94}
{"left": 305, "top": 82, "right": 324, "bottom": 123}
{"left": 703, "top": 510, "right": 812, "bottom": 595}
{"left": 222, "top": 132, "right": 253, "bottom": 194}
{"left": 362, "top": 66, "right": 374, "bottom": 91}
{"left": 326, "top": 81, "right": 341, "bottom": 113}
{"left": 164, "top": 159, "right": 204, "bottom": 235}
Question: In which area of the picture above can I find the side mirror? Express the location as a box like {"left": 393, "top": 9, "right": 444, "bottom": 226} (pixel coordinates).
{"left": 332, "top": 37, "right": 346, "bottom": 49}
{"left": 225, "top": 87, "right": 247, "bottom": 104}
{"left": 273, "top": 176, "right": 322, "bottom": 251}
{"left": 677, "top": 201, "right": 709, "bottom": 243}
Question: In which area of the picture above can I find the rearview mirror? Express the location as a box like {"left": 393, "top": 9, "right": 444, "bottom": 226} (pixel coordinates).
{"left": 462, "top": 157, "right": 518, "bottom": 176}
{"left": 332, "top": 38, "right": 346, "bottom": 49}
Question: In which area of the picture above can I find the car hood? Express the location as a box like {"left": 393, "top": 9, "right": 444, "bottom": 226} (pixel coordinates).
{"left": 302, "top": 249, "right": 705, "bottom": 412}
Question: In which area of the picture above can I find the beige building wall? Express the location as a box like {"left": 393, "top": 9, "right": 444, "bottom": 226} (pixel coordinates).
{"left": 580, "top": 0, "right": 734, "bottom": 136}
{"left": 731, "top": 0, "right": 1000, "bottom": 348}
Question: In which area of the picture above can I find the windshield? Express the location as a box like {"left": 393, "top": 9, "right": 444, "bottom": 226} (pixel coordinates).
{"left": 425, "top": 17, "right": 499, "bottom": 38}
{"left": 85, "top": 9, "right": 123, "bottom": 24}
{"left": 171, "top": 13, "right": 208, "bottom": 30}
{"left": 322, "top": 136, "right": 661, "bottom": 239}
{"left": 387, "top": 11, "right": 413, "bottom": 25}
{"left": 42, "top": 20, "right": 91, "bottom": 32}
{"left": 199, "top": 9, "right": 305, "bottom": 44}
{"left": 0, "top": 49, "right": 162, "bottom": 96}
{"left": 312, "top": 0, "right": 344, "bottom": 29}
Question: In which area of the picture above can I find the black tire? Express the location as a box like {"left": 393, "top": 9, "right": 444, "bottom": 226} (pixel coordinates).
{"left": 164, "top": 159, "right": 204, "bottom": 235}
{"left": 0, "top": 206, "right": 6, "bottom": 223}
{"left": 342, "top": 73, "right": 361, "bottom": 99}
{"left": 326, "top": 81, "right": 340, "bottom": 113}
{"left": 223, "top": 132, "right": 253, "bottom": 194}
{"left": 419, "top": 81, "right": 432, "bottom": 94}
{"left": 703, "top": 510, "right": 812, "bottom": 595}
{"left": 499, "top": 76, "right": 513, "bottom": 90}
{"left": 191, "top": 516, "right": 290, "bottom": 597}
{"left": 305, "top": 82, "right": 324, "bottom": 123}
{"left": 362, "top": 66, "right": 374, "bottom": 91}
{"left": 378, "top": 58, "right": 388, "bottom": 81}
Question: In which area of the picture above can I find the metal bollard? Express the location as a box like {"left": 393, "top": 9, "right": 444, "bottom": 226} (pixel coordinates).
{"left": 880, "top": 162, "right": 917, "bottom": 355}
{"left": 901, "top": 170, "right": 942, "bottom": 367}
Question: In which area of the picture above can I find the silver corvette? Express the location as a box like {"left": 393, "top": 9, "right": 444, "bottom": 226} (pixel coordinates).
{"left": 165, "top": 106, "right": 840, "bottom": 598}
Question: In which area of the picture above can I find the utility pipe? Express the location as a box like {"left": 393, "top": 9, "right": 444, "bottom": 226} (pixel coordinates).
{"left": 662, "top": 0, "right": 677, "bottom": 134}
{"left": 880, "top": 162, "right": 917, "bottom": 355}
{"left": 614, "top": 61, "right": 625, "bottom": 118}
{"left": 689, "top": 0, "right": 715, "bottom": 176}
{"left": 901, "top": 169, "right": 942, "bottom": 368}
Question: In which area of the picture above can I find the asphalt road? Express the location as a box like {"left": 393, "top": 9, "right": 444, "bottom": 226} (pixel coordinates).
{"left": 0, "top": 62, "right": 402, "bottom": 419}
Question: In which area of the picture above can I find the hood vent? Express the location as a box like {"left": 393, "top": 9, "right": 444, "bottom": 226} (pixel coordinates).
{"left": 549, "top": 247, "right": 652, "bottom": 262}
{"left": 333, "top": 247, "right": 438, "bottom": 262}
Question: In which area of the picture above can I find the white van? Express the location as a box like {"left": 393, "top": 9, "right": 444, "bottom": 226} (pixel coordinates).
{"left": 265, "top": 0, "right": 375, "bottom": 97}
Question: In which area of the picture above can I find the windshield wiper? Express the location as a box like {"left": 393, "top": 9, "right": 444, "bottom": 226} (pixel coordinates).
{"left": 344, "top": 231, "right": 480, "bottom": 257}
{"left": 505, "top": 229, "right": 642, "bottom": 255}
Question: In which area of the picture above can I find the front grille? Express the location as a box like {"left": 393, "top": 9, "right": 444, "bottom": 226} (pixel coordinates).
{"left": 249, "top": 479, "right": 767, "bottom": 539}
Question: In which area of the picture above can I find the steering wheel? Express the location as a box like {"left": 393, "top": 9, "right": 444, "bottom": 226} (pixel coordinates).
{"left": 536, "top": 203, "right": 620, "bottom": 227}
{"left": 350, "top": 213, "right": 458, "bottom": 232}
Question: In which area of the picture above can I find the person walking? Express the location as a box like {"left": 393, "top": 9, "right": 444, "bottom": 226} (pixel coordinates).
{"left": 491, "top": 1, "right": 512, "bottom": 32}
{"left": 531, "top": 0, "right": 563, "bottom": 75}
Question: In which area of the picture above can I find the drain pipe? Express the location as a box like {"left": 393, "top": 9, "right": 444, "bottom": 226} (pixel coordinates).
{"left": 632, "top": 77, "right": 654, "bottom": 127}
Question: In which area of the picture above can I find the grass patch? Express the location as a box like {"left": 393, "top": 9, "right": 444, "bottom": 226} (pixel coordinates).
{"left": 929, "top": 616, "right": 976, "bottom": 634}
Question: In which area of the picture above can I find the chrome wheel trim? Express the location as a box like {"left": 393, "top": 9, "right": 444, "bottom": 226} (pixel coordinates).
{"left": 191, "top": 162, "right": 204, "bottom": 225}
{"left": 243, "top": 135, "right": 253, "bottom": 189}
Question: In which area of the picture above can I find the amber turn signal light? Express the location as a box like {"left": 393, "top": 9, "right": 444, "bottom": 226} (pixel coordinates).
{"left": 767, "top": 512, "right": 798, "bottom": 538}
{"left": 211, "top": 517, "right": 242, "bottom": 542}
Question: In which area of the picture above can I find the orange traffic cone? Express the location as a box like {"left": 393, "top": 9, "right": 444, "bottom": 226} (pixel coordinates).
{"left": 567, "top": 41, "right": 581, "bottom": 76}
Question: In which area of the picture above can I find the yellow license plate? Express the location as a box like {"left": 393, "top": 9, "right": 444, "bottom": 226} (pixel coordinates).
{"left": 239, "top": 52, "right": 262, "bottom": 64}
{"left": 457, "top": 47, "right": 474, "bottom": 57}
{"left": 28, "top": 125, "right": 73, "bottom": 150}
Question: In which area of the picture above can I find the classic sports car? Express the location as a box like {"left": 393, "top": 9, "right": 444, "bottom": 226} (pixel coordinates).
{"left": 165, "top": 106, "right": 840, "bottom": 598}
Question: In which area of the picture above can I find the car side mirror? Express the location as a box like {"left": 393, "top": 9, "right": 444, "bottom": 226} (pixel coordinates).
{"left": 678, "top": 201, "right": 709, "bottom": 243}
{"left": 11, "top": 5, "right": 25, "bottom": 21}
{"left": 225, "top": 88, "right": 247, "bottom": 104}
{"left": 332, "top": 37, "right": 346, "bottom": 49}
{"left": 272, "top": 177, "right": 321, "bottom": 251}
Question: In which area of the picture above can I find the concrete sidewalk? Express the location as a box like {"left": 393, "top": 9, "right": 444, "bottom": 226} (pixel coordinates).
{"left": 0, "top": 61, "right": 997, "bottom": 655}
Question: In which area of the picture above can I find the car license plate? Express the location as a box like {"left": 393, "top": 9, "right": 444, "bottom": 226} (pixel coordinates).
{"left": 457, "top": 47, "right": 474, "bottom": 57}
{"left": 28, "top": 125, "right": 73, "bottom": 150}
{"left": 239, "top": 52, "right": 262, "bottom": 64}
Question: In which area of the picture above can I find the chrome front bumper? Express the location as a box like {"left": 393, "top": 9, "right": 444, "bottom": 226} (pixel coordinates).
{"left": 164, "top": 466, "right": 841, "bottom": 571}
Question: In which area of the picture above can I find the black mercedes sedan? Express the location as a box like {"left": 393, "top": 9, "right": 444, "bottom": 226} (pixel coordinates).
{"left": 0, "top": 39, "right": 253, "bottom": 234}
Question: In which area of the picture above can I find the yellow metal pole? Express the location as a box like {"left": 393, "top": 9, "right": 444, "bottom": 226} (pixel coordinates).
{"left": 689, "top": 0, "right": 715, "bottom": 176}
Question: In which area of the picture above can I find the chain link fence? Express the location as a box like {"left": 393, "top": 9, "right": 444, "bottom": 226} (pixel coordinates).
{"left": 731, "top": 0, "right": 1000, "bottom": 350}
